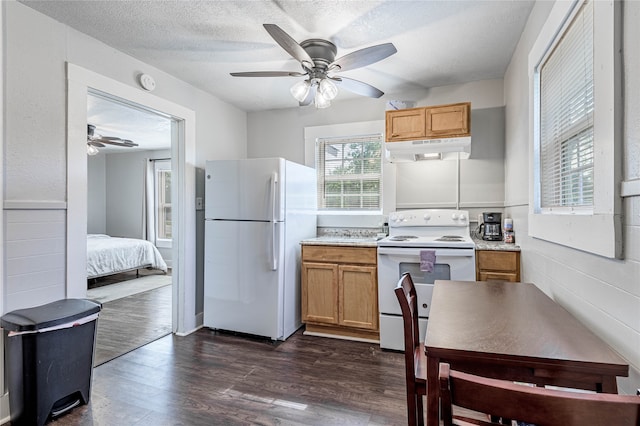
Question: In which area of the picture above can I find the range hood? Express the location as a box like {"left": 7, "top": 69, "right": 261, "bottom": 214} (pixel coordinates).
{"left": 384, "top": 136, "right": 471, "bottom": 162}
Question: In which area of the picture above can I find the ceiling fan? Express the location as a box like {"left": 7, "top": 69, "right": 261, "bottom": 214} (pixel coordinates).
{"left": 230, "top": 24, "right": 397, "bottom": 108}
{"left": 87, "top": 124, "right": 138, "bottom": 155}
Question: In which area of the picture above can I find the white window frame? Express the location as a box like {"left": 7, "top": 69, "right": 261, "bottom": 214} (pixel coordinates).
{"left": 528, "top": 0, "right": 622, "bottom": 259}
{"left": 304, "top": 121, "right": 396, "bottom": 220}
{"left": 154, "top": 159, "right": 172, "bottom": 248}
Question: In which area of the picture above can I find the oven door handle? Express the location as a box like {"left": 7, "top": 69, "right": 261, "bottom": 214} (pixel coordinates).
{"left": 377, "top": 247, "right": 475, "bottom": 257}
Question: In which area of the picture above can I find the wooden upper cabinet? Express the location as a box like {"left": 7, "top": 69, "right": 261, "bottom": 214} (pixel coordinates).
{"left": 385, "top": 102, "right": 471, "bottom": 142}
{"left": 425, "top": 103, "right": 470, "bottom": 138}
{"left": 385, "top": 107, "right": 426, "bottom": 141}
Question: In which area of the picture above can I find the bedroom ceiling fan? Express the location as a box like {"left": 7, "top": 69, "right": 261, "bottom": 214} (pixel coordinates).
{"left": 87, "top": 124, "right": 139, "bottom": 155}
{"left": 230, "top": 24, "right": 397, "bottom": 109}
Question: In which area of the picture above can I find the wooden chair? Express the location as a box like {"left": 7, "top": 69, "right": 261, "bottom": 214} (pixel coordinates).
{"left": 438, "top": 362, "right": 640, "bottom": 426}
{"left": 394, "top": 272, "right": 427, "bottom": 426}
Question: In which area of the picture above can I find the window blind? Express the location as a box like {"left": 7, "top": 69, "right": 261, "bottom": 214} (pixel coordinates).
{"left": 316, "top": 134, "right": 382, "bottom": 210}
{"left": 539, "top": 0, "right": 594, "bottom": 208}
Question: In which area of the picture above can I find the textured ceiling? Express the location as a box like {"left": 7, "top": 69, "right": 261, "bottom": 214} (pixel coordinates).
{"left": 20, "top": 0, "right": 535, "bottom": 114}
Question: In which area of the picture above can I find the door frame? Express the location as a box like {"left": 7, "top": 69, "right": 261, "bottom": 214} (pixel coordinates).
{"left": 66, "top": 63, "right": 197, "bottom": 334}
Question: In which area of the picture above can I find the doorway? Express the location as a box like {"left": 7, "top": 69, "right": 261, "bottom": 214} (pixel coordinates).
{"left": 85, "top": 92, "right": 174, "bottom": 364}
{"left": 66, "top": 63, "right": 198, "bottom": 336}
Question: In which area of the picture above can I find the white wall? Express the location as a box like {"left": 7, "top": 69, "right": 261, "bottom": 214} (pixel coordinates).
{"left": 104, "top": 150, "right": 169, "bottom": 239}
{"left": 504, "top": 0, "right": 640, "bottom": 395}
{"left": 87, "top": 154, "right": 106, "bottom": 234}
{"left": 2, "top": 3, "right": 247, "bottom": 419}
{"left": 3, "top": 0, "right": 246, "bottom": 310}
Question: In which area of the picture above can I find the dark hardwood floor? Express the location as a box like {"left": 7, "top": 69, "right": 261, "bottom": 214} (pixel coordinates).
{"left": 51, "top": 329, "right": 409, "bottom": 425}
{"left": 93, "top": 284, "right": 172, "bottom": 366}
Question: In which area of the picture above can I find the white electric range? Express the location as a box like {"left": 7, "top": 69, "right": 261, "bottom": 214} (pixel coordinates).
{"left": 377, "top": 209, "right": 476, "bottom": 350}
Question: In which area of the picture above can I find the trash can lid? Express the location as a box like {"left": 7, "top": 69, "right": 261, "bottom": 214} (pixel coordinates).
{"left": 1, "top": 299, "right": 102, "bottom": 332}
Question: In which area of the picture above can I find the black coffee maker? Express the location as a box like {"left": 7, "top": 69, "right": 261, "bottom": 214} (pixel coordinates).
{"left": 481, "top": 212, "right": 502, "bottom": 241}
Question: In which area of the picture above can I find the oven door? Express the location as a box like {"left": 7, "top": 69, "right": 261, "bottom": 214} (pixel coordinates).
{"left": 377, "top": 246, "right": 476, "bottom": 318}
{"left": 377, "top": 246, "right": 476, "bottom": 350}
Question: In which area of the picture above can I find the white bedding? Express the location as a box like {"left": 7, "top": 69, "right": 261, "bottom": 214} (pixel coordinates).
{"left": 87, "top": 234, "right": 168, "bottom": 278}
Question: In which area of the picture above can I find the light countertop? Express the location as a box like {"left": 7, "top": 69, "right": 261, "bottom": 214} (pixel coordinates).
{"left": 472, "top": 236, "right": 520, "bottom": 251}
{"left": 300, "top": 236, "right": 380, "bottom": 248}
{"left": 301, "top": 234, "right": 520, "bottom": 251}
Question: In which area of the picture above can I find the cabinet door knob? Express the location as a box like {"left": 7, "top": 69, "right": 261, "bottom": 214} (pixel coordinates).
{"left": 422, "top": 303, "right": 428, "bottom": 309}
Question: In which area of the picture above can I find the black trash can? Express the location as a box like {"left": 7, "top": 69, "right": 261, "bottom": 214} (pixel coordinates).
{"left": 1, "top": 298, "right": 101, "bottom": 426}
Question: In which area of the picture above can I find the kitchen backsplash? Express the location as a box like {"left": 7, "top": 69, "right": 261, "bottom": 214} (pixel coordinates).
{"left": 317, "top": 227, "right": 381, "bottom": 238}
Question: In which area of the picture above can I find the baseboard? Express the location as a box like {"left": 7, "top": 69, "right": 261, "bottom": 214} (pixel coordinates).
{"left": 175, "top": 323, "right": 203, "bottom": 337}
{"left": 1, "top": 392, "right": 10, "bottom": 425}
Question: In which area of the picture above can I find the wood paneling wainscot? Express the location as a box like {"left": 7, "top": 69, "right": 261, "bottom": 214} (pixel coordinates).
{"left": 301, "top": 244, "right": 379, "bottom": 342}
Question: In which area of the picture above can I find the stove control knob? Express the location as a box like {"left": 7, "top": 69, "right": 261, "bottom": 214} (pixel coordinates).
{"left": 452, "top": 213, "right": 459, "bottom": 220}
{"left": 397, "top": 214, "right": 405, "bottom": 222}
{"left": 459, "top": 214, "right": 467, "bottom": 221}
{"left": 423, "top": 213, "right": 431, "bottom": 221}
{"left": 389, "top": 213, "right": 397, "bottom": 222}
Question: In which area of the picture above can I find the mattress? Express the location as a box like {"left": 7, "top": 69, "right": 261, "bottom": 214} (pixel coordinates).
{"left": 87, "top": 234, "right": 168, "bottom": 279}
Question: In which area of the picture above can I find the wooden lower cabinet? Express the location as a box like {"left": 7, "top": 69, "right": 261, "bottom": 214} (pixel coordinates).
{"left": 476, "top": 250, "right": 521, "bottom": 282}
{"left": 301, "top": 245, "right": 379, "bottom": 341}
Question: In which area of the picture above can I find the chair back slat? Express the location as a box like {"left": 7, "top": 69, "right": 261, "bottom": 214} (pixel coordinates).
{"left": 439, "top": 362, "right": 640, "bottom": 426}
{"left": 395, "top": 273, "right": 427, "bottom": 426}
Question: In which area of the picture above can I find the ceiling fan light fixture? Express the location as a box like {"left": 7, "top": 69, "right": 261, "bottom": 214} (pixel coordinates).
{"left": 290, "top": 80, "right": 311, "bottom": 102}
{"left": 318, "top": 78, "right": 338, "bottom": 101}
{"left": 314, "top": 92, "right": 331, "bottom": 109}
{"left": 87, "top": 144, "right": 100, "bottom": 156}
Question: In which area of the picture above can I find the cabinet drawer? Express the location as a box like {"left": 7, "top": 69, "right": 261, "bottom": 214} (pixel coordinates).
{"left": 479, "top": 271, "right": 518, "bottom": 283}
{"left": 477, "top": 250, "right": 518, "bottom": 272}
{"left": 302, "top": 246, "right": 377, "bottom": 265}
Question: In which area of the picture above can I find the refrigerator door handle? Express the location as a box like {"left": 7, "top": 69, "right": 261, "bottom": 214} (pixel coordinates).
{"left": 270, "top": 172, "right": 279, "bottom": 271}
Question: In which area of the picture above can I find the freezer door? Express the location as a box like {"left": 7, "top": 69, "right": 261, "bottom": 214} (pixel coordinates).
{"left": 203, "top": 220, "right": 285, "bottom": 339}
{"left": 205, "top": 158, "right": 285, "bottom": 221}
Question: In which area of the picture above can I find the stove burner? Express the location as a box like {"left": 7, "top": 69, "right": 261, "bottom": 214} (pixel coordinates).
{"left": 389, "top": 235, "right": 419, "bottom": 241}
{"left": 435, "top": 235, "right": 464, "bottom": 241}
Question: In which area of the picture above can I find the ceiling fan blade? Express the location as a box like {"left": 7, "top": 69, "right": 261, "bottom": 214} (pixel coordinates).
{"left": 230, "top": 71, "right": 305, "bottom": 77}
{"left": 87, "top": 141, "right": 105, "bottom": 148}
{"left": 263, "top": 24, "right": 314, "bottom": 68}
{"left": 99, "top": 139, "right": 139, "bottom": 147}
{"left": 329, "top": 43, "right": 397, "bottom": 73}
{"left": 299, "top": 85, "right": 316, "bottom": 107}
{"left": 332, "top": 76, "right": 384, "bottom": 98}
{"left": 100, "top": 136, "right": 124, "bottom": 142}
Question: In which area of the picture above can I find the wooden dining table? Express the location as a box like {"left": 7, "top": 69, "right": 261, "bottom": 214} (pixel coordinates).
{"left": 424, "top": 280, "right": 629, "bottom": 425}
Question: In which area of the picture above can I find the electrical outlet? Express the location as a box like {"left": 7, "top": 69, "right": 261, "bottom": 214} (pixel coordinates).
{"left": 195, "top": 197, "right": 203, "bottom": 210}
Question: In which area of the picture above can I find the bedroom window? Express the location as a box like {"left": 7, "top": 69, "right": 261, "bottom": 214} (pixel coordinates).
{"left": 315, "top": 134, "right": 382, "bottom": 211}
{"left": 154, "top": 160, "right": 172, "bottom": 242}
{"left": 529, "top": 0, "right": 622, "bottom": 258}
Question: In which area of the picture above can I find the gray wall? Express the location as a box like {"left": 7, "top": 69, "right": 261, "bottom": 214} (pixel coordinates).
{"left": 504, "top": 0, "right": 640, "bottom": 394}
{"left": 247, "top": 79, "right": 507, "bottom": 225}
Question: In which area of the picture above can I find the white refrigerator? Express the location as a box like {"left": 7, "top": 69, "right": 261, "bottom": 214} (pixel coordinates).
{"left": 203, "top": 158, "right": 317, "bottom": 340}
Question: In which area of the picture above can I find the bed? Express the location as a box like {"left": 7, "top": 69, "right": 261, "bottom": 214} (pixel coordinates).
{"left": 87, "top": 234, "right": 168, "bottom": 279}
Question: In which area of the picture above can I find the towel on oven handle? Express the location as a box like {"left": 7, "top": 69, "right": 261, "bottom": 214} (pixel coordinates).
{"left": 420, "top": 250, "right": 436, "bottom": 273}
